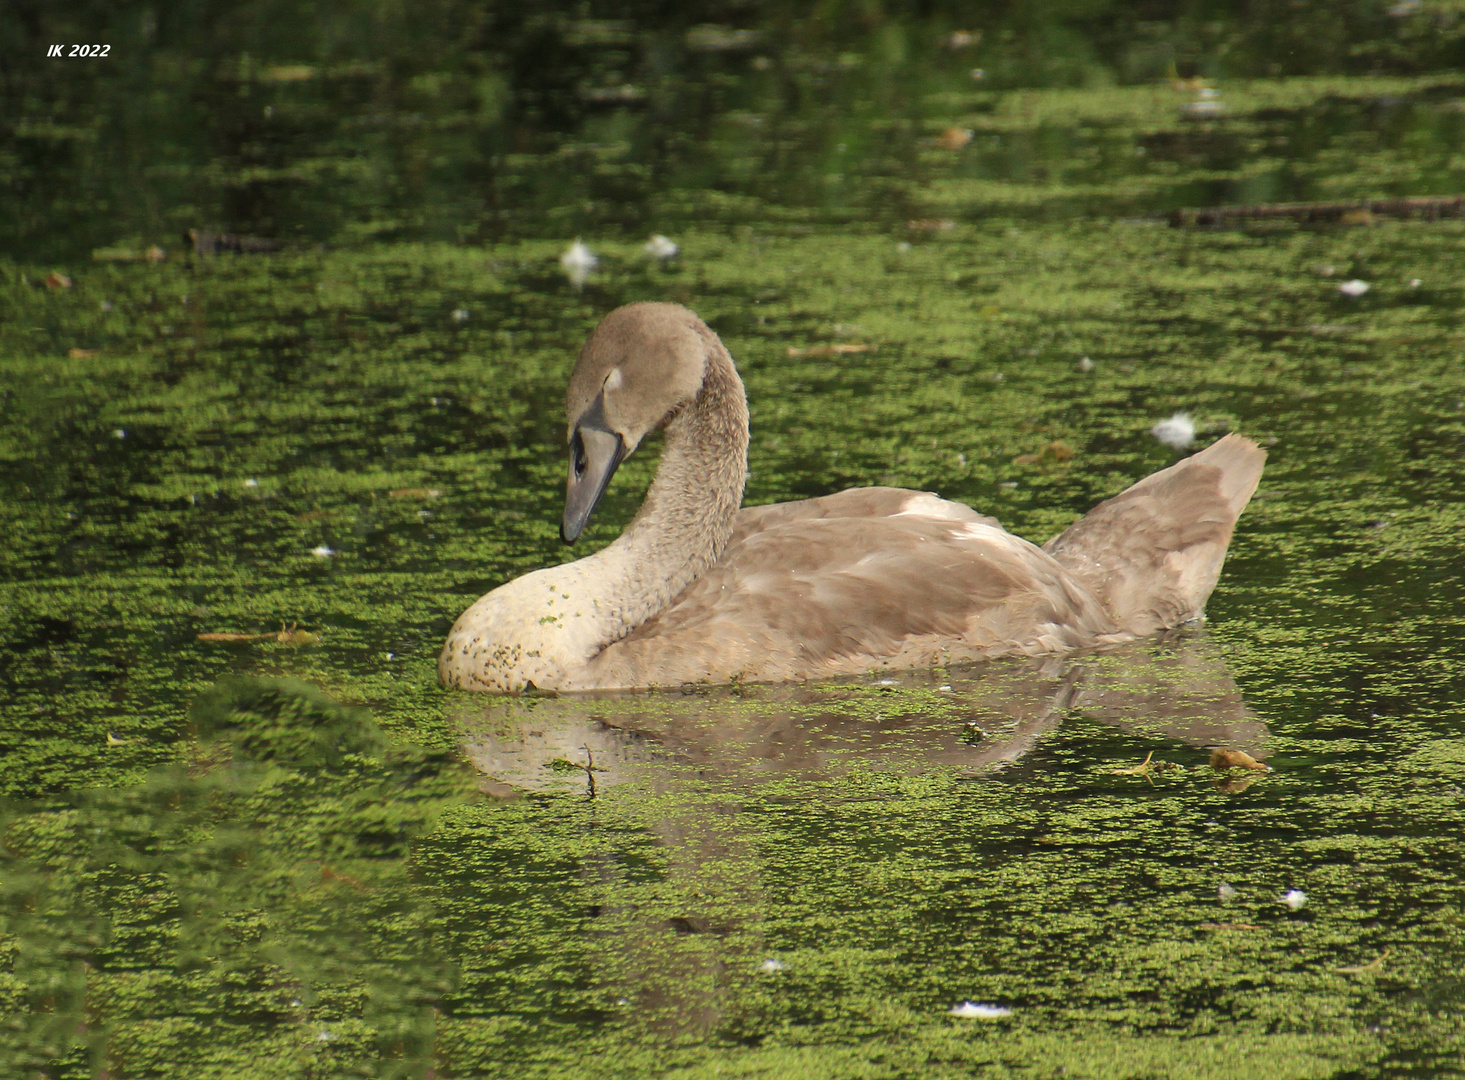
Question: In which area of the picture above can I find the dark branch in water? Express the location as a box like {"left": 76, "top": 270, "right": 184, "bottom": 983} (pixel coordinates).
{"left": 1170, "top": 195, "right": 1465, "bottom": 227}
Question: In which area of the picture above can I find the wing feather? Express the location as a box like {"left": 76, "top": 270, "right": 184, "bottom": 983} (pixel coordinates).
{"left": 585, "top": 487, "right": 1120, "bottom": 688}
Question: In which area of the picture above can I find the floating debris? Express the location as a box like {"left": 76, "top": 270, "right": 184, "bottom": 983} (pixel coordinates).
{"left": 1209, "top": 748, "right": 1271, "bottom": 772}
{"left": 1283, "top": 889, "right": 1308, "bottom": 911}
{"left": 244, "top": 478, "right": 260, "bottom": 488}
{"left": 92, "top": 245, "right": 166, "bottom": 263}
{"left": 1218, "top": 882, "right": 1239, "bottom": 902}
{"left": 69, "top": 348, "right": 98, "bottom": 360}
{"left": 1105, "top": 750, "right": 1182, "bottom": 781}
{"left": 1151, "top": 412, "right": 1196, "bottom": 450}
{"left": 112, "top": 429, "right": 126, "bottom": 439}
{"left": 1078, "top": 356, "right": 1095, "bottom": 372}
{"left": 934, "top": 127, "right": 973, "bottom": 150}
{"left": 950, "top": 1002, "right": 1012, "bottom": 1019}
{"left": 1336, "top": 949, "right": 1390, "bottom": 974}
{"left": 388, "top": 487, "right": 442, "bottom": 499}
{"left": 1181, "top": 99, "right": 1225, "bottom": 118}
{"left": 1171, "top": 195, "right": 1465, "bottom": 228}
{"left": 198, "top": 622, "right": 321, "bottom": 646}
{"left": 582, "top": 85, "right": 644, "bottom": 105}
{"left": 643, "top": 234, "right": 679, "bottom": 260}
{"left": 310, "top": 545, "right": 336, "bottom": 558}
{"left": 1014, "top": 440, "right": 1075, "bottom": 466}
{"left": 44, "top": 272, "right": 72, "bottom": 289}
{"left": 452, "top": 308, "right": 470, "bottom": 323}
{"left": 1200, "top": 921, "right": 1260, "bottom": 931}
{"left": 187, "top": 229, "right": 281, "bottom": 255}
{"left": 1109, "top": 751, "right": 1158, "bottom": 777}
{"left": 759, "top": 958, "right": 787, "bottom": 973}
{"left": 105, "top": 733, "right": 133, "bottom": 747}
{"left": 905, "top": 219, "right": 956, "bottom": 234}
{"left": 944, "top": 30, "right": 981, "bottom": 48}
{"left": 560, "top": 240, "right": 597, "bottom": 289}
{"left": 786, "top": 342, "right": 872, "bottom": 358}
{"left": 685, "top": 25, "right": 763, "bottom": 51}
{"left": 1338, "top": 279, "right": 1371, "bottom": 297}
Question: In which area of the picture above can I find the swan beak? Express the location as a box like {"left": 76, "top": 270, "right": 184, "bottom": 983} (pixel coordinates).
{"left": 561, "top": 413, "right": 626, "bottom": 544}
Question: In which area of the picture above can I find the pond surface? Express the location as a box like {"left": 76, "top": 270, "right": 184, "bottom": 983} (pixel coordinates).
{"left": 3, "top": 11, "right": 1465, "bottom": 1080}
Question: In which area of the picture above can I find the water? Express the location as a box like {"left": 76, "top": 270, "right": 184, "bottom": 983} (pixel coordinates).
{"left": 3, "top": 8, "right": 1465, "bottom": 1079}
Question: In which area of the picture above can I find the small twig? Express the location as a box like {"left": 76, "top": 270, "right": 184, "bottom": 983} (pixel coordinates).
{"left": 1336, "top": 948, "right": 1391, "bottom": 975}
{"left": 582, "top": 744, "right": 597, "bottom": 799}
{"left": 1108, "top": 750, "right": 1156, "bottom": 783}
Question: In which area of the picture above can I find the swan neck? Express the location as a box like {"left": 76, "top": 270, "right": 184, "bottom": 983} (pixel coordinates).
{"left": 594, "top": 332, "right": 749, "bottom": 641}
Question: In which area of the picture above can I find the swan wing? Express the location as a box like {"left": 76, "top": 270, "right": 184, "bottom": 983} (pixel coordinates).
{"left": 584, "top": 488, "right": 1121, "bottom": 688}
{"left": 1042, "top": 434, "right": 1265, "bottom": 635}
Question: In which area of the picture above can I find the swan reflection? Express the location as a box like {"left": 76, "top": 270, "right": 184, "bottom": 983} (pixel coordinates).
{"left": 450, "top": 630, "right": 1266, "bottom": 1040}
{"left": 454, "top": 630, "right": 1267, "bottom": 795}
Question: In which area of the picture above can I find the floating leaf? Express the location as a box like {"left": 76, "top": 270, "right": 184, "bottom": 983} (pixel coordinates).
{"left": 45, "top": 272, "right": 72, "bottom": 289}
{"left": 934, "top": 127, "right": 973, "bottom": 150}
{"left": 1210, "top": 748, "right": 1272, "bottom": 772}
{"left": 1015, "top": 440, "right": 1076, "bottom": 465}
{"left": 1199, "top": 922, "right": 1260, "bottom": 931}
{"left": 388, "top": 488, "right": 442, "bottom": 499}
{"left": 786, "top": 343, "right": 873, "bottom": 358}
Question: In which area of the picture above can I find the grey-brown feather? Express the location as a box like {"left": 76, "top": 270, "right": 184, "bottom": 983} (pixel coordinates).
{"left": 1041, "top": 434, "right": 1266, "bottom": 636}
{"left": 586, "top": 488, "right": 1127, "bottom": 688}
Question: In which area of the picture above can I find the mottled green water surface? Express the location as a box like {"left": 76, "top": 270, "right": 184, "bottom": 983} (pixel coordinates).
{"left": 5, "top": 69, "right": 1465, "bottom": 1080}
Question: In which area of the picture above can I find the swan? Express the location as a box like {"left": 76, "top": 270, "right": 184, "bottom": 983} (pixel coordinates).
{"left": 439, "top": 302, "right": 1264, "bottom": 693}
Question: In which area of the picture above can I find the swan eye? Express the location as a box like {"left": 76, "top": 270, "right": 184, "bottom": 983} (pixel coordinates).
{"left": 570, "top": 431, "right": 588, "bottom": 478}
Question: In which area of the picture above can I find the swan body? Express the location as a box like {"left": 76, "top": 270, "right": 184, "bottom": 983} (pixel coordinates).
{"left": 440, "top": 303, "right": 1264, "bottom": 693}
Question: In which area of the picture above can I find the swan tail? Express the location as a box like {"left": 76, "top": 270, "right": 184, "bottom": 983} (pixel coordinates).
{"left": 1042, "top": 434, "right": 1265, "bottom": 635}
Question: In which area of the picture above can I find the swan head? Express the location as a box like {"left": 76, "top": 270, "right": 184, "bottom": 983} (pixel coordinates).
{"left": 561, "top": 302, "right": 712, "bottom": 542}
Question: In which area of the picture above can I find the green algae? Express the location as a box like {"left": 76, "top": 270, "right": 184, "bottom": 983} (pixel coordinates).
{"left": 4, "top": 40, "right": 1465, "bottom": 1080}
